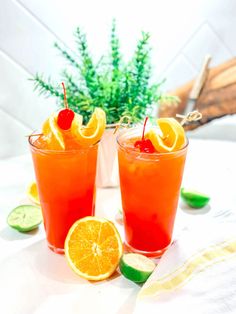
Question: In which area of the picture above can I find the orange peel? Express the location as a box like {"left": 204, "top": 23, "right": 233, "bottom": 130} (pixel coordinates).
{"left": 146, "top": 118, "right": 186, "bottom": 153}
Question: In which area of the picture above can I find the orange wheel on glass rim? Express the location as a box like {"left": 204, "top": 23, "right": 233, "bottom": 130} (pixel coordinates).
{"left": 41, "top": 108, "right": 106, "bottom": 149}
{"left": 42, "top": 113, "right": 65, "bottom": 150}
{"left": 65, "top": 216, "right": 123, "bottom": 281}
{"left": 146, "top": 118, "right": 186, "bottom": 153}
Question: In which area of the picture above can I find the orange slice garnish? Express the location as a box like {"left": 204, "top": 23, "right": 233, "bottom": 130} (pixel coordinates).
{"left": 41, "top": 108, "right": 106, "bottom": 149}
{"left": 71, "top": 108, "right": 106, "bottom": 146}
{"left": 65, "top": 216, "right": 123, "bottom": 281}
{"left": 42, "top": 113, "right": 65, "bottom": 150}
{"left": 26, "top": 182, "right": 40, "bottom": 205}
{"left": 146, "top": 118, "right": 186, "bottom": 152}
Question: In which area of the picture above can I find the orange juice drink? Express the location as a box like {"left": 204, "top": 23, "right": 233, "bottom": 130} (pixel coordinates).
{"left": 117, "top": 118, "right": 188, "bottom": 257}
{"left": 29, "top": 139, "right": 98, "bottom": 253}
{"left": 29, "top": 85, "right": 106, "bottom": 253}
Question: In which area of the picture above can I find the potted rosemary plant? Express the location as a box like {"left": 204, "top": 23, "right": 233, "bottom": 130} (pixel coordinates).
{"left": 32, "top": 21, "right": 177, "bottom": 187}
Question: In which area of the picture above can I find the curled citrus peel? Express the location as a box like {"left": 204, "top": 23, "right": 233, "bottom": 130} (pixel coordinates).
{"left": 41, "top": 108, "right": 106, "bottom": 150}
{"left": 36, "top": 82, "right": 106, "bottom": 150}
{"left": 146, "top": 118, "right": 186, "bottom": 153}
{"left": 71, "top": 108, "right": 106, "bottom": 147}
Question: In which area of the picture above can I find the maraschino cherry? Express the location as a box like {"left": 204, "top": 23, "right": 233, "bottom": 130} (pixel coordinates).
{"left": 134, "top": 117, "right": 155, "bottom": 153}
{"left": 57, "top": 82, "right": 75, "bottom": 130}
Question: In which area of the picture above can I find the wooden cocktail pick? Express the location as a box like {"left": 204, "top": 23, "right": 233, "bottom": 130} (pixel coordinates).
{"left": 176, "top": 110, "right": 202, "bottom": 126}
{"left": 113, "top": 115, "right": 132, "bottom": 135}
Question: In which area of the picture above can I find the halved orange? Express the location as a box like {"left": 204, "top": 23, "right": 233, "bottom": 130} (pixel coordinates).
{"left": 26, "top": 182, "right": 40, "bottom": 205}
{"left": 65, "top": 216, "right": 123, "bottom": 281}
{"left": 71, "top": 108, "right": 106, "bottom": 146}
{"left": 146, "top": 118, "right": 186, "bottom": 152}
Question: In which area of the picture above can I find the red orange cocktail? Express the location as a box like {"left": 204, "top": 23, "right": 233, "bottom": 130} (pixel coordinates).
{"left": 29, "top": 84, "right": 106, "bottom": 253}
{"left": 117, "top": 118, "right": 188, "bottom": 257}
{"left": 29, "top": 138, "right": 98, "bottom": 253}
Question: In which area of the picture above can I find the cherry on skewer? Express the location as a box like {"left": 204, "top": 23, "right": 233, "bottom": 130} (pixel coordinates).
{"left": 134, "top": 117, "right": 155, "bottom": 153}
{"left": 57, "top": 82, "right": 75, "bottom": 130}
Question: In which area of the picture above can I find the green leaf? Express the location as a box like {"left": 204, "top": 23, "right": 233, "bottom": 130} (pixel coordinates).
{"left": 31, "top": 20, "right": 173, "bottom": 124}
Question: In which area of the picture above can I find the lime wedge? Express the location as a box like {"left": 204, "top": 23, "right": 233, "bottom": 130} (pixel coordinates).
{"left": 119, "top": 253, "right": 156, "bottom": 283}
{"left": 7, "top": 205, "right": 42, "bottom": 232}
{"left": 181, "top": 188, "right": 210, "bottom": 208}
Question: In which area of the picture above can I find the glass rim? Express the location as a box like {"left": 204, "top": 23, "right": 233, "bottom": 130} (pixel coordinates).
{"left": 28, "top": 131, "right": 99, "bottom": 154}
{"left": 116, "top": 126, "right": 189, "bottom": 157}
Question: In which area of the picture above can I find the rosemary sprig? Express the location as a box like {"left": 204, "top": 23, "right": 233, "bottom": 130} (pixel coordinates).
{"left": 31, "top": 21, "right": 176, "bottom": 124}
{"left": 32, "top": 74, "right": 63, "bottom": 99}
{"left": 54, "top": 43, "right": 80, "bottom": 70}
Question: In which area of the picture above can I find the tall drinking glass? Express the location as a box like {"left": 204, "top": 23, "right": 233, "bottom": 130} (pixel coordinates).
{"left": 117, "top": 127, "right": 188, "bottom": 257}
{"left": 29, "top": 135, "right": 98, "bottom": 254}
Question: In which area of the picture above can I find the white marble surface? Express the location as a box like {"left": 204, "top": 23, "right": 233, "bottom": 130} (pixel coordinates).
{"left": 0, "top": 138, "right": 236, "bottom": 314}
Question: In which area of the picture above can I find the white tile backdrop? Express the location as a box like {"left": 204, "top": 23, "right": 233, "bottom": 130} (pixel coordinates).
{"left": 0, "top": 0, "right": 236, "bottom": 158}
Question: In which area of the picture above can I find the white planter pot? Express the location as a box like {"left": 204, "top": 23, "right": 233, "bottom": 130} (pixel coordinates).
{"left": 96, "top": 126, "right": 120, "bottom": 188}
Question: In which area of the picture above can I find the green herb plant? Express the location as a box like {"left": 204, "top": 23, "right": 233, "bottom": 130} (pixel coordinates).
{"left": 32, "top": 21, "right": 178, "bottom": 124}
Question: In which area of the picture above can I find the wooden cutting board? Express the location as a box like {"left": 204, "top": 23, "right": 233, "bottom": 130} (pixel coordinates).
{"left": 159, "top": 58, "right": 236, "bottom": 129}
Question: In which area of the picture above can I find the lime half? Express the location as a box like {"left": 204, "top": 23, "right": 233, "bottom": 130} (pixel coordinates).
{"left": 181, "top": 188, "right": 210, "bottom": 208}
{"left": 7, "top": 205, "right": 42, "bottom": 232}
{"left": 119, "top": 253, "right": 156, "bottom": 283}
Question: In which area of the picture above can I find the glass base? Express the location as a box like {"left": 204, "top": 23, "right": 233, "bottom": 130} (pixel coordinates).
{"left": 48, "top": 242, "right": 64, "bottom": 254}
{"left": 124, "top": 241, "right": 171, "bottom": 258}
